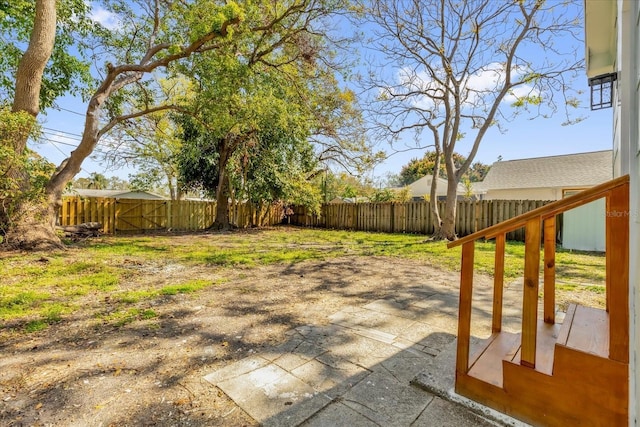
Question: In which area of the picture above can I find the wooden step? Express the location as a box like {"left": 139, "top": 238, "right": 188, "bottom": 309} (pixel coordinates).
{"left": 556, "top": 303, "right": 608, "bottom": 357}
{"left": 456, "top": 303, "right": 628, "bottom": 426}
{"left": 509, "top": 321, "right": 561, "bottom": 375}
{"left": 467, "top": 319, "right": 562, "bottom": 386}
{"left": 467, "top": 332, "right": 520, "bottom": 388}
{"left": 464, "top": 304, "right": 610, "bottom": 390}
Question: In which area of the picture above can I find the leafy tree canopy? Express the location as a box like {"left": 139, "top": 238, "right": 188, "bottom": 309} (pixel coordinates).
{"left": 0, "top": 0, "right": 91, "bottom": 109}
{"left": 392, "top": 151, "right": 490, "bottom": 186}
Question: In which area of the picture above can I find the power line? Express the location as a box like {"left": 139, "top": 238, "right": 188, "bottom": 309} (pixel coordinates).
{"left": 40, "top": 132, "right": 82, "bottom": 144}
{"left": 41, "top": 127, "right": 142, "bottom": 150}
{"left": 55, "top": 106, "right": 86, "bottom": 116}
{"left": 45, "top": 138, "right": 70, "bottom": 158}
{"left": 38, "top": 135, "right": 80, "bottom": 148}
{"left": 39, "top": 130, "right": 138, "bottom": 155}
{"left": 42, "top": 126, "right": 83, "bottom": 138}
{"left": 36, "top": 137, "right": 158, "bottom": 171}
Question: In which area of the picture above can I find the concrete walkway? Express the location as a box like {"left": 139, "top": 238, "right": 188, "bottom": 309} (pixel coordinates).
{"left": 204, "top": 282, "right": 529, "bottom": 426}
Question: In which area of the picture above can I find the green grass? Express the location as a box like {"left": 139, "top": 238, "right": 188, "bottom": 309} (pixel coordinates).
{"left": 99, "top": 308, "right": 158, "bottom": 327}
{"left": 160, "top": 279, "right": 212, "bottom": 295}
{"left": 0, "top": 227, "right": 606, "bottom": 333}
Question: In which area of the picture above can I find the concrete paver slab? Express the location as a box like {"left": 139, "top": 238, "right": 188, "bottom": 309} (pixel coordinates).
{"left": 362, "top": 299, "right": 418, "bottom": 320}
{"left": 375, "top": 353, "right": 434, "bottom": 384}
{"left": 291, "top": 355, "right": 370, "bottom": 398}
{"left": 202, "top": 355, "right": 269, "bottom": 384}
{"left": 330, "top": 306, "right": 418, "bottom": 337}
{"left": 341, "top": 371, "right": 433, "bottom": 427}
{"left": 274, "top": 352, "right": 318, "bottom": 371}
{"left": 413, "top": 396, "right": 497, "bottom": 426}
{"left": 302, "top": 402, "right": 378, "bottom": 427}
{"left": 215, "top": 363, "right": 332, "bottom": 427}
{"left": 410, "top": 311, "right": 459, "bottom": 334}
{"left": 322, "top": 331, "right": 395, "bottom": 363}
{"left": 203, "top": 282, "right": 523, "bottom": 427}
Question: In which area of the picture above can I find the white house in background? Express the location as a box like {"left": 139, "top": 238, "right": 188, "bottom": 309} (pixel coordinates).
{"left": 64, "top": 189, "right": 167, "bottom": 200}
{"left": 585, "top": 0, "right": 640, "bottom": 424}
{"left": 477, "top": 150, "right": 612, "bottom": 251}
{"left": 406, "top": 175, "right": 468, "bottom": 200}
{"left": 477, "top": 150, "right": 612, "bottom": 200}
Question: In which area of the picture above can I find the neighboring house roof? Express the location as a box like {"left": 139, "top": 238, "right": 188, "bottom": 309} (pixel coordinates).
{"left": 64, "top": 189, "right": 166, "bottom": 200}
{"left": 407, "top": 175, "right": 467, "bottom": 196}
{"left": 478, "top": 150, "right": 612, "bottom": 191}
{"left": 329, "top": 196, "right": 370, "bottom": 204}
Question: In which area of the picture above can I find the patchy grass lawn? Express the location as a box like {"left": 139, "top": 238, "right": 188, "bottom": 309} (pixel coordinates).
{"left": 0, "top": 226, "right": 605, "bottom": 335}
{"left": 0, "top": 226, "right": 609, "bottom": 426}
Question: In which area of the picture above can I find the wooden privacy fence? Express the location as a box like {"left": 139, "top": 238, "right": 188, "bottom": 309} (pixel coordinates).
{"left": 58, "top": 197, "right": 283, "bottom": 234}
{"left": 292, "top": 199, "right": 557, "bottom": 241}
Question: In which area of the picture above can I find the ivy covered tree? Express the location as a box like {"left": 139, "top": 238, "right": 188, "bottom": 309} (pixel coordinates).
{"left": 0, "top": 0, "right": 91, "bottom": 247}
{"left": 1, "top": 0, "right": 244, "bottom": 248}
{"left": 1, "top": 0, "right": 370, "bottom": 249}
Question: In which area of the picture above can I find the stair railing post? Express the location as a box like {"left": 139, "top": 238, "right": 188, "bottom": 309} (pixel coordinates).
{"left": 521, "top": 217, "right": 541, "bottom": 368}
{"left": 606, "top": 183, "right": 629, "bottom": 363}
{"left": 492, "top": 233, "right": 505, "bottom": 333}
{"left": 456, "top": 241, "right": 475, "bottom": 377}
{"left": 543, "top": 216, "right": 556, "bottom": 324}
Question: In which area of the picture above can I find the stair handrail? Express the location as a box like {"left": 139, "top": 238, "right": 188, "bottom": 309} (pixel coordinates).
{"left": 448, "top": 174, "right": 629, "bottom": 249}
{"left": 450, "top": 175, "right": 629, "bottom": 380}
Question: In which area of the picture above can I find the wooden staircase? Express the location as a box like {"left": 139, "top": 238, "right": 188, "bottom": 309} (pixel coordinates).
{"left": 449, "top": 176, "right": 630, "bottom": 426}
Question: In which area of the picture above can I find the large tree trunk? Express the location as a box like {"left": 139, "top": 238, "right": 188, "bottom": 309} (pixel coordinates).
{"left": 211, "top": 143, "right": 232, "bottom": 230}
{"left": 428, "top": 146, "right": 443, "bottom": 236}
{"left": 11, "top": 0, "right": 56, "bottom": 132}
{"left": 431, "top": 178, "right": 459, "bottom": 240}
{"left": 212, "top": 173, "right": 231, "bottom": 230}
{"left": 432, "top": 148, "right": 459, "bottom": 241}
{"left": 4, "top": 4, "right": 242, "bottom": 249}
{"left": 437, "top": 177, "right": 459, "bottom": 240}
{"left": 6, "top": 192, "right": 63, "bottom": 250}
{"left": 2, "top": 0, "right": 60, "bottom": 250}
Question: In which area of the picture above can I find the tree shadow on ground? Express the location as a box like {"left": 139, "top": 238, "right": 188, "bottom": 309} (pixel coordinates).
{"left": 0, "top": 255, "right": 504, "bottom": 426}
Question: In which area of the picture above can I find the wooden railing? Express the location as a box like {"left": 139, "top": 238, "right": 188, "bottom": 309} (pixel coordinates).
{"left": 449, "top": 175, "right": 630, "bottom": 375}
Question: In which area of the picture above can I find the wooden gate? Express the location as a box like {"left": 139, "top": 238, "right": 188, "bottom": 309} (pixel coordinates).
{"left": 115, "top": 199, "right": 168, "bottom": 234}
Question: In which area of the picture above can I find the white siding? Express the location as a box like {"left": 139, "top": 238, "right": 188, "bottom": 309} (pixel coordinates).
{"left": 483, "top": 188, "right": 559, "bottom": 201}
{"left": 616, "top": 2, "right": 640, "bottom": 424}
{"left": 629, "top": 2, "right": 640, "bottom": 424}
{"left": 562, "top": 199, "right": 606, "bottom": 251}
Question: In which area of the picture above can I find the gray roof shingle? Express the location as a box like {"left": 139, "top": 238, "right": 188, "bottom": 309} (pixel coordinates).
{"left": 63, "top": 189, "right": 166, "bottom": 199}
{"left": 479, "top": 150, "right": 612, "bottom": 190}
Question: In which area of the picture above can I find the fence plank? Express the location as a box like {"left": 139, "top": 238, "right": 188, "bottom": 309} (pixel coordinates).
{"left": 59, "top": 197, "right": 281, "bottom": 234}
{"left": 291, "top": 199, "right": 553, "bottom": 241}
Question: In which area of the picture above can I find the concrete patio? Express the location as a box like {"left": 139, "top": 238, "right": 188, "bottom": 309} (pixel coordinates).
{"left": 204, "top": 279, "right": 531, "bottom": 426}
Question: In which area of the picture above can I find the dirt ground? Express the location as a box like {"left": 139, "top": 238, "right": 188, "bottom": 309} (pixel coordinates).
{"left": 0, "top": 245, "right": 466, "bottom": 426}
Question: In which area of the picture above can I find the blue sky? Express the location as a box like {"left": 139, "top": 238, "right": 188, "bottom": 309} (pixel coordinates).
{"left": 28, "top": 1, "right": 614, "bottom": 183}
{"left": 369, "top": 103, "right": 613, "bottom": 179}
{"left": 33, "top": 89, "right": 613, "bottom": 182}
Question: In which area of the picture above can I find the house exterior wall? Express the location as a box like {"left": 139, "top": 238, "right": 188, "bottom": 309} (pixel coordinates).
{"left": 485, "top": 186, "right": 606, "bottom": 251}
{"left": 614, "top": 1, "right": 640, "bottom": 424}
{"left": 407, "top": 176, "right": 450, "bottom": 198}
{"left": 114, "top": 192, "right": 165, "bottom": 200}
{"left": 483, "top": 187, "right": 559, "bottom": 201}
{"left": 562, "top": 198, "right": 606, "bottom": 251}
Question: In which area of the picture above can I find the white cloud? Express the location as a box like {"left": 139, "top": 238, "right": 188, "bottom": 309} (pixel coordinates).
{"left": 91, "top": 6, "right": 121, "bottom": 30}
{"left": 392, "top": 62, "right": 539, "bottom": 111}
